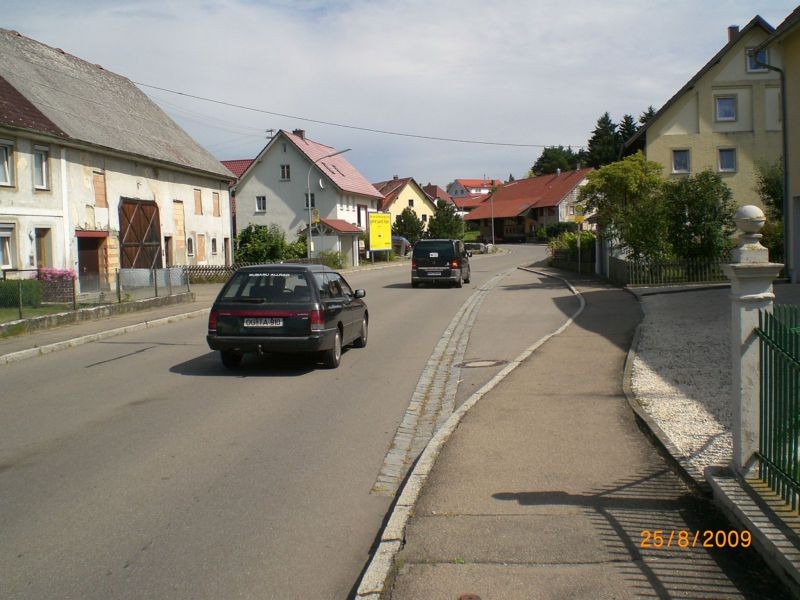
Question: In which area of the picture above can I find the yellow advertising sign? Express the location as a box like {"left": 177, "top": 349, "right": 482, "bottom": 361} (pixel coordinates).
{"left": 368, "top": 212, "right": 392, "bottom": 251}
{"left": 574, "top": 215, "right": 585, "bottom": 223}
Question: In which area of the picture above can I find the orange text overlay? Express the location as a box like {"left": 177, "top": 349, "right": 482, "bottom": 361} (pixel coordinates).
{"left": 640, "top": 529, "right": 751, "bottom": 549}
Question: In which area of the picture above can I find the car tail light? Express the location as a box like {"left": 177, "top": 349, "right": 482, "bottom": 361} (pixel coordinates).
{"left": 309, "top": 308, "right": 325, "bottom": 331}
{"left": 450, "top": 258, "right": 460, "bottom": 269}
{"left": 208, "top": 309, "right": 218, "bottom": 331}
{"left": 411, "top": 259, "right": 417, "bottom": 269}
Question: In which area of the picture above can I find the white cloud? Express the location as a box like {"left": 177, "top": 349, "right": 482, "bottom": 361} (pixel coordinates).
{"left": 4, "top": 0, "right": 794, "bottom": 185}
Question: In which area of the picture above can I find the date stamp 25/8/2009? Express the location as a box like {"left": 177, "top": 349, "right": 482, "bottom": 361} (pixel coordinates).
{"left": 640, "top": 530, "right": 752, "bottom": 549}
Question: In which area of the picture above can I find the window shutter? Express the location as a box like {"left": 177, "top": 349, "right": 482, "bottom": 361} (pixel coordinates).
{"left": 212, "top": 192, "right": 220, "bottom": 217}
{"left": 194, "top": 189, "right": 203, "bottom": 215}
{"left": 93, "top": 172, "right": 108, "bottom": 208}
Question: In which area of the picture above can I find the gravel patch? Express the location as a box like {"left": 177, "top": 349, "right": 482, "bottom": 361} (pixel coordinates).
{"left": 631, "top": 288, "right": 732, "bottom": 472}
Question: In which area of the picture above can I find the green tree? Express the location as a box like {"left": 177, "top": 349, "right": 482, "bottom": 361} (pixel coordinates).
{"left": 235, "top": 223, "right": 296, "bottom": 262}
{"left": 617, "top": 114, "right": 638, "bottom": 147}
{"left": 756, "top": 158, "right": 784, "bottom": 260}
{"left": 586, "top": 112, "right": 619, "bottom": 168}
{"left": 756, "top": 158, "right": 784, "bottom": 221}
{"left": 579, "top": 151, "right": 669, "bottom": 261}
{"left": 530, "top": 146, "right": 584, "bottom": 176}
{"left": 663, "top": 170, "right": 735, "bottom": 262}
{"left": 638, "top": 105, "right": 656, "bottom": 126}
{"left": 426, "top": 199, "right": 464, "bottom": 239}
{"left": 392, "top": 207, "right": 425, "bottom": 244}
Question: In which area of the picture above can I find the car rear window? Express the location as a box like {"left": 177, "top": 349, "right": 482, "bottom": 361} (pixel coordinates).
{"left": 220, "top": 271, "right": 313, "bottom": 303}
{"left": 413, "top": 242, "right": 455, "bottom": 258}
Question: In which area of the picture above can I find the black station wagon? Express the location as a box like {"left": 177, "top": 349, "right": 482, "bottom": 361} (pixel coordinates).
{"left": 207, "top": 264, "right": 368, "bottom": 369}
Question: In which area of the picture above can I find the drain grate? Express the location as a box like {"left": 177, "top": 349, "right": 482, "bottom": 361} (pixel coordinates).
{"left": 456, "top": 359, "right": 508, "bottom": 368}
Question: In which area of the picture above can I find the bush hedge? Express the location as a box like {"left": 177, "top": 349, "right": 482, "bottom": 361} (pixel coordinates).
{"left": 0, "top": 279, "right": 42, "bottom": 308}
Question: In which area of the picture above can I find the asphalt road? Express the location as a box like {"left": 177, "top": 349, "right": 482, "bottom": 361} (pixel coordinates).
{"left": 0, "top": 245, "right": 573, "bottom": 599}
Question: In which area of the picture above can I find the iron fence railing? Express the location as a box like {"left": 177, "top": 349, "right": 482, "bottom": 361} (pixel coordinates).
{"left": 0, "top": 268, "right": 190, "bottom": 325}
{"left": 608, "top": 256, "right": 730, "bottom": 286}
{"left": 756, "top": 305, "right": 800, "bottom": 512}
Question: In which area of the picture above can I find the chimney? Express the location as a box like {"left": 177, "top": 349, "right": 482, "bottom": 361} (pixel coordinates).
{"left": 293, "top": 129, "right": 305, "bottom": 139}
{"left": 393, "top": 175, "right": 398, "bottom": 180}
{"left": 728, "top": 25, "right": 739, "bottom": 41}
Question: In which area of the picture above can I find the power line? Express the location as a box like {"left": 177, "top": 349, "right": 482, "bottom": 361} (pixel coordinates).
{"left": 133, "top": 81, "right": 573, "bottom": 149}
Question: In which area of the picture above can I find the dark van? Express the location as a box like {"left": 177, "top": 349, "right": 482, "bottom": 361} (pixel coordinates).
{"left": 411, "top": 239, "right": 471, "bottom": 288}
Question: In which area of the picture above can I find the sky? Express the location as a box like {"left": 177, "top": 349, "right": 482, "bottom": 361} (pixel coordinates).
{"left": 4, "top": 0, "right": 795, "bottom": 188}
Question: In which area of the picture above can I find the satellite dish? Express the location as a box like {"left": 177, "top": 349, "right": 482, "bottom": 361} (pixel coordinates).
{"left": 318, "top": 178, "right": 325, "bottom": 190}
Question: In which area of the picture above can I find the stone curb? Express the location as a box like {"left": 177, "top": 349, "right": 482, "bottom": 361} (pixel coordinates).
{"left": 0, "top": 309, "right": 209, "bottom": 366}
{"left": 355, "top": 266, "right": 585, "bottom": 598}
{"left": 621, "top": 321, "right": 711, "bottom": 493}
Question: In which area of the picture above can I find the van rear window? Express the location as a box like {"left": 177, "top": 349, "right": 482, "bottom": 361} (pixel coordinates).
{"left": 413, "top": 242, "right": 454, "bottom": 257}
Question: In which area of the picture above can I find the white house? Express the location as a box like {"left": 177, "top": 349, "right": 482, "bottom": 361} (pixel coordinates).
{"left": 231, "top": 129, "right": 383, "bottom": 266}
{"left": 0, "top": 28, "right": 234, "bottom": 292}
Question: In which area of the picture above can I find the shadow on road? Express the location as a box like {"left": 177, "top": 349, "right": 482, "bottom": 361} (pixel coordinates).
{"left": 170, "top": 351, "right": 319, "bottom": 377}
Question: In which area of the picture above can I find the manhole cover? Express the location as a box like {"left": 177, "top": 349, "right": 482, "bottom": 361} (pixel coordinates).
{"left": 456, "top": 359, "right": 508, "bottom": 368}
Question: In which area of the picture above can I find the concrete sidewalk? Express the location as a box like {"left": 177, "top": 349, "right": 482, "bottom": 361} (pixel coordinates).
{"left": 377, "top": 277, "right": 788, "bottom": 599}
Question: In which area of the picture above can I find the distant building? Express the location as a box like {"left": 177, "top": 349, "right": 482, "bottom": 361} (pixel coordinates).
{"left": 373, "top": 176, "right": 437, "bottom": 229}
{"left": 231, "top": 129, "right": 382, "bottom": 266}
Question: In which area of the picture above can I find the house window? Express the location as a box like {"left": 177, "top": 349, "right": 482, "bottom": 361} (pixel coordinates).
{"left": 0, "top": 141, "right": 14, "bottom": 186}
{"left": 194, "top": 189, "right": 203, "bottom": 215}
{"left": 718, "top": 148, "right": 737, "bottom": 172}
{"left": 280, "top": 164, "right": 291, "bottom": 180}
{"left": 212, "top": 192, "right": 220, "bottom": 217}
{"left": 93, "top": 171, "right": 108, "bottom": 208}
{"left": 569, "top": 206, "right": 575, "bottom": 215}
{"left": 33, "top": 146, "right": 49, "bottom": 189}
{"left": 672, "top": 149, "right": 690, "bottom": 174}
{"left": 255, "top": 195, "right": 267, "bottom": 212}
{"left": 211, "top": 237, "right": 218, "bottom": 255}
{"left": 715, "top": 95, "right": 737, "bottom": 121}
{"left": 422, "top": 214, "right": 428, "bottom": 222}
{"left": 408, "top": 199, "right": 414, "bottom": 207}
{"left": 305, "top": 193, "right": 315, "bottom": 208}
{"left": 747, "top": 47, "right": 768, "bottom": 72}
{"left": 187, "top": 236, "right": 194, "bottom": 257}
{"left": 0, "top": 224, "right": 15, "bottom": 268}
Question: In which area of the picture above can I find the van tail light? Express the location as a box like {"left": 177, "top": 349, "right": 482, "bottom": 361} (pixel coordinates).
{"left": 450, "top": 258, "right": 460, "bottom": 270}
{"left": 208, "top": 309, "right": 218, "bottom": 331}
{"left": 411, "top": 259, "right": 417, "bottom": 270}
{"left": 310, "top": 308, "right": 325, "bottom": 331}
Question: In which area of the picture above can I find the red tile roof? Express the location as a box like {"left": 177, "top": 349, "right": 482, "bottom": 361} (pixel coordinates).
{"left": 373, "top": 177, "right": 412, "bottom": 211}
{"left": 454, "top": 193, "right": 489, "bottom": 210}
{"left": 456, "top": 178, "right": 503, "bottom": 190}
{"left": 319, "top": 218, "right": 362, "bottom": 234}
{"left": 221, "top": 159, "right": 253, "bottom": 179}
{"left": 0, "top": 74, "right": 66, "bottom": 137}
{"left": 283, "top": 130, "right": 382, "bottom": 200}
{"left": 423, "top": 183, "right": 454, "bottom": 205}
{"left": 465, "top": 168, "right": 592, "bottom": 221}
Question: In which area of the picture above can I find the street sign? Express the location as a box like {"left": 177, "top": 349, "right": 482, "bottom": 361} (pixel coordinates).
{"left": 575, "top": 215, "right": 585, "bottom": 223}
{"left": 368, "top": 212, "right": 391, "bottom": 251}
{"left": 311, "top": 208, "right": 320, "bottom": 223}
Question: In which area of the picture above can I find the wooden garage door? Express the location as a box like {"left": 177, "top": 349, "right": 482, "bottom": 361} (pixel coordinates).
{"left": 119, "top": 198, "right": 162, "bottom": 268}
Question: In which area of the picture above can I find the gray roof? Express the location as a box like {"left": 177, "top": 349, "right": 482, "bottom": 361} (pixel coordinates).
{"left": 0, "top": 28, "right": 232, "bottom": 180}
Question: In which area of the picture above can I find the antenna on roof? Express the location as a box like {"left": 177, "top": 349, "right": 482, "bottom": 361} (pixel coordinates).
{"left": 266, "top": 128, "right": 276, "bottom": 139}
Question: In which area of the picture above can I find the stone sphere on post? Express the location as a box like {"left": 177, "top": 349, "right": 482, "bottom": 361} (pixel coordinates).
{"left": 734, "top": 205, "right": 766, "bottom": 235}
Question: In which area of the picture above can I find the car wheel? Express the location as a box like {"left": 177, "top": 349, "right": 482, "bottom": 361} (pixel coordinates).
{"left": 411, "top": 281, "right": 419, "bottom": 288}
{"left": 322, "top": 328, "right": 342, "bottom": 369}
{"left": 455, "top": 273, "right": 463, "bottom": 288}
{"left": 353, "top": 316, "right": 368, "bottom": 348}
{"left": 464, "top": 269, "right": 471, "bottom": 284}
{"left": 220, "top": 350, "right": 243, "bottom": 369}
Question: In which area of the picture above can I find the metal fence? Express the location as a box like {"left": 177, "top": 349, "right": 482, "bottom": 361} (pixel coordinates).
{"left": 550, "top": 248, "right": 596, "bottom": 275}
{"left": 608, "top": 256, "right": 730, "bottom": 287}
{"left": 756, "top": 305, "right": 800, "bottom": 512}
{"left": 0, "top": 268, "right": 189, "bottom": 324}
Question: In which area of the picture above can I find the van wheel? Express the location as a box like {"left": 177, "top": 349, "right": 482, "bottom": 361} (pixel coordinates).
{"left": 464, "top": 270, "right": 471, "bottom": 284}
{"left": 220, "top": 350, "right": 243, "bottom": 369}
{"left": 322, "top": 329, "right": 342, "bottom": 369}
{"left": 455, "top": 274, "right": 463, "bottom": 288}
{"left": 411, "top": 281, "right": 419, "bottom": 288}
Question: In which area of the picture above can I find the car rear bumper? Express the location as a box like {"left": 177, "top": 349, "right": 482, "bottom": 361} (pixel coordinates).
{"left": 207, "top": 328, "right": 336, "bottom": 354}
{"left": 412, "top": 269, "right": 461, "bottom": 283}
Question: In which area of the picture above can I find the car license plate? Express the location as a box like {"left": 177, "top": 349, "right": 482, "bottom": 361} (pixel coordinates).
{"left": 428, "top": 271, "right": 441, "bottom": 276}
{"left": 243, "top": 317, "right": 283, "bottom": 327}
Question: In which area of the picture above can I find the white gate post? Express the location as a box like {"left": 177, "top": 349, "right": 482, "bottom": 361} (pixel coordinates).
{"left": 722, "top": 205, "right": 784, "bottom": 476}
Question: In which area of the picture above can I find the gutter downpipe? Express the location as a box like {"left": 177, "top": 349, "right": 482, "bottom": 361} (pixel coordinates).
{"left": 754, "top": 51, "right": 791, "bottom": 280}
